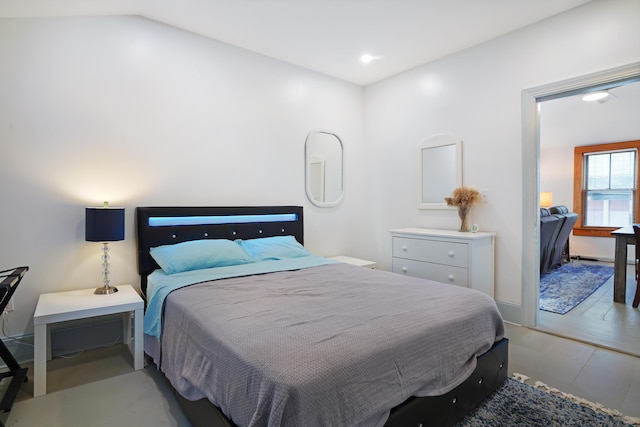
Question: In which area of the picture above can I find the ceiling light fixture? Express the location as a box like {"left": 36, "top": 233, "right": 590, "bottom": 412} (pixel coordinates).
{"left": 360, "top": 54, "right": 383, "bottom": 64}
{"left": 582, "top": 90, "right": 610, "bottom": 102}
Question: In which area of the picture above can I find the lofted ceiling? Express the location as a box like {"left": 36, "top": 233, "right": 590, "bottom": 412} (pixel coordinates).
{"left": 0, "top": 0, "right": 593, "bottom": 85}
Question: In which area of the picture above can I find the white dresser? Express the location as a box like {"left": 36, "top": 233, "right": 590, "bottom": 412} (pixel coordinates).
{"left": 390, "top": 228, "right": 495, "bottom": 298}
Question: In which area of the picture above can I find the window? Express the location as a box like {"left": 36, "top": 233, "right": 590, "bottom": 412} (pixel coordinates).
{"left": 573, "top": 140, "right": 640, "bottom": 237}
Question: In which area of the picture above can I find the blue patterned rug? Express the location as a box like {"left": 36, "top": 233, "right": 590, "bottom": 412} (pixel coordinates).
{"left": 456, "top": 377, "right": 637, "bottom": 426}
{"left": 539, "top": 262, "right": 614, "bottom": 314}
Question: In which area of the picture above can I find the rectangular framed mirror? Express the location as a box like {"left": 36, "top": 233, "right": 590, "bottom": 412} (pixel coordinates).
{"left": 419, "top": 135, "right": 462, "bottom": 210}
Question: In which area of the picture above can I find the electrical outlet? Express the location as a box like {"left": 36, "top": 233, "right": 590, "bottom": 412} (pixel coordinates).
{"left": 480, "top": 189, "right": 488, "bottom": 203}
{"left": 3, "top": 298, "right": 14, "bottom": 313}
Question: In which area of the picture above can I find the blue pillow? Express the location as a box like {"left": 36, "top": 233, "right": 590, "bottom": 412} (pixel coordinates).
{"left": 237, "top": 235, "right": 311, "bottom": 261}
{"left": 150, "top": 239, "right": 254, "bottom": 275}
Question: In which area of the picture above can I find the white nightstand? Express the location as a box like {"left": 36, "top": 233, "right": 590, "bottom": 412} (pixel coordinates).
{"left": 33, "top": 284, "right": 144, "bottom": 397}
{"left": 329, "top": 255, "right": 377, "bottom": 268}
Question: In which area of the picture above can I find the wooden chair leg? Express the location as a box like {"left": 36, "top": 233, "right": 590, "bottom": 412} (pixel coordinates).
{"left": 633, "top": 283, "right": 640, "bottom": 308}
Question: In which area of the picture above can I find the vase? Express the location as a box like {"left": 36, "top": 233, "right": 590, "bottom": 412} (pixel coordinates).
{"left": 458, "top": 206, "right": 470, "bottom": 232}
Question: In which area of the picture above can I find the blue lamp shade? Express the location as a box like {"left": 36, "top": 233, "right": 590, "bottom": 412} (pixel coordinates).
{"left": 85, "top": 207, "right": 125, "bottom": 242}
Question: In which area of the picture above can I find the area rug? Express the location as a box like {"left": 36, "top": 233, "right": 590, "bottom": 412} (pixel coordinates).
{"left": 539, "top": 261, "right": 614, "bottom": 314}
{"left": 456, "top": 374, "right": 640, "bottom": 426}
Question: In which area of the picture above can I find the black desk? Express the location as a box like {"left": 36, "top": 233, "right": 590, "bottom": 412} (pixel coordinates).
{"left": 611, "top": 225, "right": 634, "bottom": 304}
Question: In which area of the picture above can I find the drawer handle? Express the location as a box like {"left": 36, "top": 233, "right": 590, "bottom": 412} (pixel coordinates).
{"left": 448, "top": 250, "right": 455, "bottom": 257}
{"left": 402, "top": 267, "right": 408, "bottom": 272}
{"left": 402, "top": 245, "right": 407, "bottom": 251}
{"left": 448, "top": 274, "right": 455, "bottom": 282}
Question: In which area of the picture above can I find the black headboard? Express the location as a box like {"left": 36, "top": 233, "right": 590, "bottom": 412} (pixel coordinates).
{"left": 136, "top": 206, "right": 304, "bottom": 294}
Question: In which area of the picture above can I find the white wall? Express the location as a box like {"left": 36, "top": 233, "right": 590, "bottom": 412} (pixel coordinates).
{"left": 540, "top": 81, "right": 640, "bottom": 262}
{"left": 0, "top": 15, "right": 364, "bottom": 336}
{"left": 364, "top": 0, "right": 640, "bottom": 308}
{"left": 2, "top": 0, "right": 639, "bottom": 337}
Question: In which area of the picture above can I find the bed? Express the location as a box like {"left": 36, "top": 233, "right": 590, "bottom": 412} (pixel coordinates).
{"left": 136, "top": 206, "right": 508, "bottom": 427}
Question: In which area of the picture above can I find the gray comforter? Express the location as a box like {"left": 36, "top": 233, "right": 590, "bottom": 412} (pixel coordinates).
{"left": 158, "top": 262, "right": 504, "bottom": 427}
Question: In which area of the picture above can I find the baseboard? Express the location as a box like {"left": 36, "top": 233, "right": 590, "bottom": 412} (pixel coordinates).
{"left": 1, "top": 334, "right": 34, "bottom": 367}
{"left": 1, "top": 314, "right": 124, "bottom": 368}
{"left": 496, "top": 301, "right": 522, "bottom": 325}
{"left": 571, "top": 255, "right": 618, "bottom": 263}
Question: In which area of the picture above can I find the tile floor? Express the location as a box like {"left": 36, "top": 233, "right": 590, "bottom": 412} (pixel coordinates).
{"left": 537, "top": 261, "right": 640, "bottom": 356}
{"left": 0, "top": 322, "right": 638, "bottom": 426}
{"left": 506, "top": 323, "right": 640, "bottom": 419}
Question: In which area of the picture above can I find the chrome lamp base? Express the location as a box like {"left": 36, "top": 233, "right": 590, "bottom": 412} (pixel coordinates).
{"left": 94, "top": 285, "right": 118, "bottom": 295}
{"left": 95, "top": 242, "right": 118, "bottom": 295}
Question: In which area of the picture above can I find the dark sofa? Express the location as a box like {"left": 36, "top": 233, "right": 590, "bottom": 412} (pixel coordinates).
{"left": 540, "top": 205, "right": 578, "bottom": 275}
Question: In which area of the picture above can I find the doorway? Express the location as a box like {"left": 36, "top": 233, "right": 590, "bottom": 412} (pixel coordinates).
{"left": 520, "top": 62, "right": 640, "bottom": 354}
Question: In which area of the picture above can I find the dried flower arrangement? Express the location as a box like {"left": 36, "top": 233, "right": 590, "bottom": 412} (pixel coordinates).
{"left": 445, "top": 186, "right": 481, "bottom": 232}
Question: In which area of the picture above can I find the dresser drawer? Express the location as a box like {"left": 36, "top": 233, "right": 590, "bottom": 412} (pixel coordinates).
{"left": 392, "top": 258, "right": 469, "bottom": 287}
{"left": 392, "top": 236, "right": 468, "bottom": 268}
{"left": 390, "top": 228, "right": 495, "bottom": 297}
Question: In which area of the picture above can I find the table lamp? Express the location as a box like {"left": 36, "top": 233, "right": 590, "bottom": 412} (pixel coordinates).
{"left": 86, "top": 202, "right": 125, "bottom": 295}
{"left": 540, "top": 192, "right": 553, "bottom": 208}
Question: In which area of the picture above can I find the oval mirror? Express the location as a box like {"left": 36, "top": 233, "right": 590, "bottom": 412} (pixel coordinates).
{"left": 419, "top": 134, "right": 462, "bottom": 209}
{"left": 305, "top": 130, "right": 344, "bottom": 207}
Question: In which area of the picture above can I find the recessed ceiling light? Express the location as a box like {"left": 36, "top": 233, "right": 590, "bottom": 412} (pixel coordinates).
{"left": 360, "top": 54, "right": 383, "bottom": 64}
{"left": 582, "top": 91, "right": 610, "bottom": 102}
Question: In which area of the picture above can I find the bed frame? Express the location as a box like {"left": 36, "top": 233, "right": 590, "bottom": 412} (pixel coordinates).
{"left": 135, "top": 205, "right": 508, "bottom": 427}
{"left": 136, "top": 206, "right": 304, "bottom": 295}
